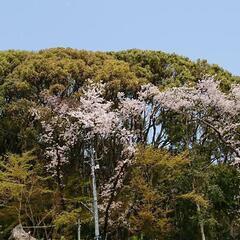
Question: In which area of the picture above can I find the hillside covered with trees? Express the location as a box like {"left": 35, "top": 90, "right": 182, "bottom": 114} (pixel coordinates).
{"left": 0, "top": 48, "right": 240, "bottom": 240}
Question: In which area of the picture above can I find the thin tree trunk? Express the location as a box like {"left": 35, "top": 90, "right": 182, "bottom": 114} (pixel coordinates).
{"left": 197, "top": 203, "right": 206, "bottom": 240}
{"left": 91, "top": 151, "right": 100, "bottom": 240}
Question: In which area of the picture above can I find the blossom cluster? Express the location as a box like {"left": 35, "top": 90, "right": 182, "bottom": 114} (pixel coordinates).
{"left": 69, "top": 82, "right": 119, "bottom": 139}
{"left": 40, "top": 116, "right": 78, "bottom": 174}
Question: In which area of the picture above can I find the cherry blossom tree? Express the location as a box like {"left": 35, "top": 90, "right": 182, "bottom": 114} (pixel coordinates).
{"left": 32, "top": 81, "right": 140, "bottom": 238}
{"left": 154, "top": 76, "right": 240, "bottom": 163}
{"left": 67, "top": 81, "right": 138, "bottom": 239}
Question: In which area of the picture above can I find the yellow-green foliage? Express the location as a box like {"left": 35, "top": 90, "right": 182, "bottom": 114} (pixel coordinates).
{"left": 0, "top": 151, "right": 35, "bottom": 198}
{"left": 54, "top": 209, "right": 81, "bottom": 229}
{"left": 135, "top": 145, "right": 189, "bottom": 181}
{"left": 121, "top": 146, "right": 190, "bottom": 238}
{"left": 178, "top": 191, "right": 209, "bottom": 208}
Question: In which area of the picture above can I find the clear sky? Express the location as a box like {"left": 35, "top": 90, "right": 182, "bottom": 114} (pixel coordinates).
{"left": 0, "top": 0, "right": 239, "bottom": 75}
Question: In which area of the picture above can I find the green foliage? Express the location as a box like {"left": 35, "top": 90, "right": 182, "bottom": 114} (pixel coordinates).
{"left": 54, "top": 209, "right": 80, "bottom": 229}
{"left": 112, "top": 49, "right": 237, "bottom": 90}
{"left": 178, "top": 191, "right": 209, "bottom": 208}
{"left": 0, "top": 151, "right": 54, "bottom": 239}
{"left": 114, "top": 147, "right": 190, "bottom": 239}
{"left": 0, "top": 151, "right": 34, "bottom": 198}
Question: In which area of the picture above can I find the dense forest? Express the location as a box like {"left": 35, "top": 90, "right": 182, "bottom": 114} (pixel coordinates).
{"left": 0, "top": 48, "right": 240, "bottom": 240}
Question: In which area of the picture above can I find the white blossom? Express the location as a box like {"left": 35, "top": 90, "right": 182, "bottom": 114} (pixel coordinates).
{"left": 69, "top": 82, "right": 120, "bottom": 139}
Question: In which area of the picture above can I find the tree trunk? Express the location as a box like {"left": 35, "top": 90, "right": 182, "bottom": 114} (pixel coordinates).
{"left": 91, "top": 154, "right": 100, "bottom": 240}
{"left": 197, "top": 204, "right": 206, "bottom": 240}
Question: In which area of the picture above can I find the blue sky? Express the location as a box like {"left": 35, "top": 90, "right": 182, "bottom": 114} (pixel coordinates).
{"left": 0, "top": 0, "right": 239, "bottom": 75}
